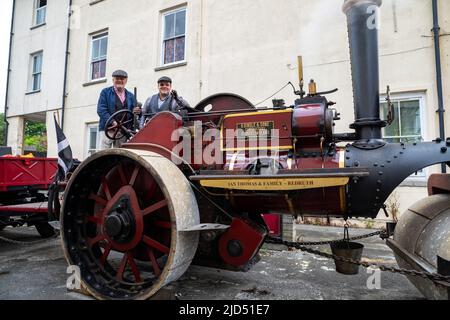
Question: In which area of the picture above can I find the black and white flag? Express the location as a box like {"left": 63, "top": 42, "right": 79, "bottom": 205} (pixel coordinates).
{"left": 54, "top": 114, "right": 74, "bottom": 181}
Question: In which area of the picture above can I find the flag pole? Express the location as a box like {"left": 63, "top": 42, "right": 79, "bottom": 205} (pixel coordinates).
{"left": 54, "top": 111, "right": 61, "bottom": 127}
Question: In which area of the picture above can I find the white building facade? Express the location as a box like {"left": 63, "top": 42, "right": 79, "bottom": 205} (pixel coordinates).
{"left": 5, "top": 0, "right": 70, "bottom": 156}
{"left": 5, "top": 0, "right": 450, "bottom": 215}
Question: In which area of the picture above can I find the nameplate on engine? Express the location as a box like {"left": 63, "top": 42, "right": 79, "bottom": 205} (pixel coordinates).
{"left": 236, "top": 121, "right": 275, "bottom": 140}
{"left": 221, "top": 109, "right": 294, "bottom": 152}
{"left": 199, "top": 177, "right": 350, "bottom": 191}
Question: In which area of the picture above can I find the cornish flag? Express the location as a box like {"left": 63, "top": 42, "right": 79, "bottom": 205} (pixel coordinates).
{"left": 54, "top": 114, "right": 74, "bottom": 181}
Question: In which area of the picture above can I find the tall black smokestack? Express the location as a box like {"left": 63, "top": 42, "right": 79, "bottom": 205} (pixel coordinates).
{"left": 343, "top": 0, "right": 385, "bottom": 142}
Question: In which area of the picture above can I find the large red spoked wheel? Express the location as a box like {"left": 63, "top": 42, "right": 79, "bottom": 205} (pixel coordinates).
{"left": 61, "top": 149, "right": 199, "bottom": 300}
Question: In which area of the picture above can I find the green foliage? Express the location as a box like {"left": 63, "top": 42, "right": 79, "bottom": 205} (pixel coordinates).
{"left": 24, "top": 120, "right": 46, "bottom": 137}
{"left": 24, "top": 120, "right": 47, "bottom": 152}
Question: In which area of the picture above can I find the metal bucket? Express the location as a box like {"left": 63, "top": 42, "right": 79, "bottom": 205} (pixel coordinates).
{"left": 386, "top": 222, "right": 397, "bottom": 237}
{"left": 330, "top": 241, "right": 364, "bottom": 275}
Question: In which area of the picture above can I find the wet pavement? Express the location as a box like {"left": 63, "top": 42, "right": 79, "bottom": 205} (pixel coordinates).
{"left": 0, "top": 224, "right": 423, "bottom": 300}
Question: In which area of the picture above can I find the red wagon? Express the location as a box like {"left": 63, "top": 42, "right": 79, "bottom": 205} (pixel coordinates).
{"left": 0, "top": 155, "right": 58, "bottom": 238}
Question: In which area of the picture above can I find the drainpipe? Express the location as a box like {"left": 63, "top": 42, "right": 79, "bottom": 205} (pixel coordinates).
{"left": 432, "top": 0, "right": 446, "bottom": 173}
{"left": 3, "top": 0, "right": 16, "bottom": 146}
{"left": 61, "top": 0, "right": 73, "bottom": 130}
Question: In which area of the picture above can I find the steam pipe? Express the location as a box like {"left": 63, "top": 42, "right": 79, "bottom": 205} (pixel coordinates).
{"left": 343, "top": 0, "right": 385, "bottom": 141}
{"left": 432, "top": 0, "right": 447, "bottom": 173}
{"left": 3, "top": 0, "right": 16, "bottom": 146}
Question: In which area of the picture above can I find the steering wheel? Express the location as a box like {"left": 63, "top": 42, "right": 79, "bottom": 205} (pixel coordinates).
{"left": 105, "top": 110, "right": 135, "bottom": 141}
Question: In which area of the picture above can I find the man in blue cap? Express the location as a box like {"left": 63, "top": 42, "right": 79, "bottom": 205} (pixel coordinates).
{"left": 97, "top": 70, "right": 141, "bottom": 149}
{"left": 140, "top": 76, "right": 191, "bottom": 128}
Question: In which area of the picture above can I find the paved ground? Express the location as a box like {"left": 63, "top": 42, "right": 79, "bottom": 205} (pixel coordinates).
{"left": 0, "top": 224, "right": 423, "bottom": 300}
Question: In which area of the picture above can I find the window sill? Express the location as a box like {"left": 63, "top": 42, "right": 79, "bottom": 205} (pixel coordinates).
{"left": 30, "top": 23, "right": 46, "bottom": 30}
{"left": 155, "top": 61, "right": 187, "bottom": 72}
{"left": 83, "top": 78, "right": 107, "bottom": 87}
{"left": 25, "top": 90, "right": 41, "bottom": 95}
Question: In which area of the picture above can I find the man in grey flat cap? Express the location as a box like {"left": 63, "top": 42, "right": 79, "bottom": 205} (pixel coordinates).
{"left": 140, "top": 76, "right": 191, "bottom": 128}
{"left": 97, "top": 70, "right": 141, "bottom": 149}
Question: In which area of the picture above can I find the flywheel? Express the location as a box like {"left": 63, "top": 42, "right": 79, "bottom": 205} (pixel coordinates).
{"left": 61, "top": 149, "right": 200, "bottom": 300}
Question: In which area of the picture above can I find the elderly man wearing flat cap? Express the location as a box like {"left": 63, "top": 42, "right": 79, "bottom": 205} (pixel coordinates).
{"left": 140, "top": 76, "right": 191, "bottom": 128}
{"left": 97, "top": 70, "right": 141, "bottom": 149}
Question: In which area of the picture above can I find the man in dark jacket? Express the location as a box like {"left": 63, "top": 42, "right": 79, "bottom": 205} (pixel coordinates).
{"left": 97, "top": 70, "right": 140, "bottom": 149}
{"left": 140, "top": 76, "right": 191, "bottom": 128}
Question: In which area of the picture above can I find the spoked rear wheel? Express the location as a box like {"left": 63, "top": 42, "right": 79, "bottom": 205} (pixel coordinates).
{"left": 61, "top": 149, "right": 199, "bottom": 300}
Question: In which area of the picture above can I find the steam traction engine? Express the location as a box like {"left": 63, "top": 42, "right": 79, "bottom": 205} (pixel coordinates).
{"left": 60, "top": 0, "right": 450, "bottom": 299}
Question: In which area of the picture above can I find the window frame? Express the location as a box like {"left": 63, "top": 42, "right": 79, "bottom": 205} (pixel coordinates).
{"left": 89, "top": 32, "right": 109, "bottom": 82}
{"left": 34, "top": 0, "right": 47, "bottom": 27}
{"left": 161, "top": 7, "right": 187, "bottom": 67}
{"left": 380, "top": 92, "right": 427, "bottom": 179}
{"left": 85, "top": 123, "right": 100, "bottom": 158}
{"left": 29, "top": 51, "right": 43, "bottom": 93}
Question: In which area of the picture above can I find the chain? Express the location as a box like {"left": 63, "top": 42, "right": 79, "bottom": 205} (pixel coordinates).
{"left": 287, "top": 230, "right": 384, "bottom": 246}
{"left": 266, "top": 234, "right": 450, "bottom": 287}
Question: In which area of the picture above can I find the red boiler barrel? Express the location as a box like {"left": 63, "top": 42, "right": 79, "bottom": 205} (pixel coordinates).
{"left": 293, "top": 99, "right": 334, "bottom": 149}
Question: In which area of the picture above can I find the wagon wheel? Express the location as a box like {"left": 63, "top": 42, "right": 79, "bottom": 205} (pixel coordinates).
{"left": 61, "top": 148, "right": 200, "bottom": 300}
{"left": 105, "top": 110, "right": 135, "bottom": 141}
{"left": 0, "top": 218, "right": 7, "bottom": 231}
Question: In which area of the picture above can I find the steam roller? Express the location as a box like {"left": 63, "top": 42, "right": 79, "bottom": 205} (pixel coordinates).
{"left": 57, "top": 0, "right": 450, "bottom": 300}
